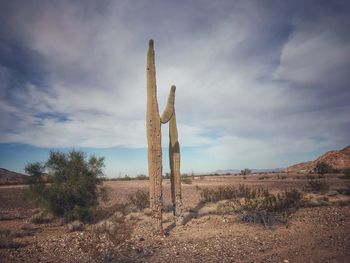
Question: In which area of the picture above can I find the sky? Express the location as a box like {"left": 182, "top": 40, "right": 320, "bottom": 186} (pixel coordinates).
{"left": 0, "top": 0, "right": 349, "bottom": 177}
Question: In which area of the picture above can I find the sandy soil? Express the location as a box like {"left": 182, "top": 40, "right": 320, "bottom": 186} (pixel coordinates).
{"left": 1, "top": 173, "right": 350, "bottom": 262}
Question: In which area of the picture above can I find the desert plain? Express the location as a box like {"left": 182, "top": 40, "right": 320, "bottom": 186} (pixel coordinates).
{"left": 1, "top": 173, "right": 350, "bottom": 263}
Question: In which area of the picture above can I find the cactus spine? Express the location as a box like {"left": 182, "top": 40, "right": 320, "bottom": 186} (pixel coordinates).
{"left": 146, "top": 40, "right": 183, "bottom": 233}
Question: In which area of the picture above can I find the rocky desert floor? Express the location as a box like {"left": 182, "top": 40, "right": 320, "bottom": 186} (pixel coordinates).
{"left": 1, "top": 173, "right": 350, "bottom": 262}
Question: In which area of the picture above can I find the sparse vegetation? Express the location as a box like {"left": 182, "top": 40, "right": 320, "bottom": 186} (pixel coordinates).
{"left": 25, "top": 150, "right": 108, "bottom": 222}
{"left": 345, "top": 181, "right": 350, "bottom": 195}
{"left": 182, "top": 176, "right": 193, "bottom": 184}
{"left": 93, "top": 214, "right": 131, "bottom": 245}
{"left": 0, "top": 228, "right": 33, "bottom": 249}
{"left": 136, "top": 174, "right": 148, "bottom": 180}
{"left": 277, "top": 175, "right": 287, "bottom": 180}
{"left": 314, "top": 162, "right": 333, "bottom": 175}
{"left": 201, "top": 185, "right": 303, "bottom": 226}
{"left": 240, "top": 169, "right": 252, "bottom": 175}
{"left": 200, "top": 184, "right": 251, "bottom": 203}
{"left": 339, "top": 168, "right": 350, "bottom": 179}
{"left": 304, "top": 176, "right": 330, "bottom": 193}
{"left": 235, "top": 188, "right": 303, "bottom": 225}
{"left": 128, "top": 190, "right": 149, "bottom": 210}
{"left": 29, "top": 211, "right": 54, "bottom": 224}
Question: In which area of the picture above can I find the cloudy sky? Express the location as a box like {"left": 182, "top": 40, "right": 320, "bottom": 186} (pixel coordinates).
{"left": 0, "top": 0, "right": 349, "bottom": 176}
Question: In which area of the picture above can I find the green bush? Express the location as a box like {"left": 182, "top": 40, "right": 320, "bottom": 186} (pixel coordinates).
{"left": 25, "top": 150, "right": 107, "bottom": 222}
{"left": 314, "top": 162, "right": 332, "bottom": 175}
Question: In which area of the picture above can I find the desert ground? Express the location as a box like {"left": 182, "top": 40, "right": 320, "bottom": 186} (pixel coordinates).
{"left": 1, "top": 173, "right": 350, "bottom": 262}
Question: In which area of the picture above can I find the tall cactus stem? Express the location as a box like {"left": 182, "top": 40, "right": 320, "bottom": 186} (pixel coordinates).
{"left": 169, "top": 106, "right": 184, "bottom": 225}
{"left": 146, "top": 39, "right": 163, "bottom": 233}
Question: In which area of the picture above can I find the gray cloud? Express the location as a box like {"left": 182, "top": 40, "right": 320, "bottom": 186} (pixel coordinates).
{"left": 0, "top": 0, "right": 349, "bottom": 169}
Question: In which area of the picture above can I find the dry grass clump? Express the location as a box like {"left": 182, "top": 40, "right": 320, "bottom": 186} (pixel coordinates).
{"left": 182, "top": 177, "right": 193, "bottom": 184}
{"left": 0, "top": 228, "right": 32, "bottom": 249}
{"left": 201, "top": 185, "right": 303, "bottom": 226}
{"left": 127, "top": 190, "right": 149, "bottom": 211}
{"left": 29, "top": 211, "right": 54, "bottom": 224}
{"left": 200, "top": 184, "right": 251, "bottom": 203}
{"left": 93, "top": 213, "right": 131, "bottom": 245}
{"left": 304, "top": 176, "right": 330, "bottom": 193}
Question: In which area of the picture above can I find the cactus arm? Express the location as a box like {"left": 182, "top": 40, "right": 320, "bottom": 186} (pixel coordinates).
{"left": 146, "top": 39, "right": 163, "bottom": 233}
{"left": 169, "top": 110, "right": 184, "bottom": 225}
{"left": 160, "top": 85, "right": 176, "bottom": 124}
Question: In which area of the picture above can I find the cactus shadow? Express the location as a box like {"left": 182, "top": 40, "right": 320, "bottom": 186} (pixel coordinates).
{"left": 164, "top": 201, "right": 207, "bottom": 234}
{"left": 182, "top": 201, "right": 207, "bottom": 225}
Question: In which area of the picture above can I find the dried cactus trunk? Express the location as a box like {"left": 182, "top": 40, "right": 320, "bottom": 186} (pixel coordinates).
{"left": 169, "top": 107, "right": 184, "bottom": 225}
{"left": 146, "top": 40, "right": 176, "bottom": 233}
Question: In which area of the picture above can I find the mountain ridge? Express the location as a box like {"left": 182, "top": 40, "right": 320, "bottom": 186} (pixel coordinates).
{"left": 285, "top": 145, "right": 350, "bottom": 173}
{"left": 0, "top": 168, "right": 27, "bottom": 182}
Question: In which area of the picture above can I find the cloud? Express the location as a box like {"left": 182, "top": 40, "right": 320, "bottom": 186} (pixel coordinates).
{"left": 0, "top": 0, "right": 349, "bottom": 170}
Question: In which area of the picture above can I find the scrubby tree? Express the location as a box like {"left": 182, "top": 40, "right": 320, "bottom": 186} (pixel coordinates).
{"left": 314, "top": 162, "right": 332, "bottom": 175}
{"left": 241, "top": 168, "right": 252, "bottom": 175}
{"left": 343, "top": 168, "right": 350, "bottom": 178}
{"left": 25, "top": 150, "right": 107, "bottom": 222}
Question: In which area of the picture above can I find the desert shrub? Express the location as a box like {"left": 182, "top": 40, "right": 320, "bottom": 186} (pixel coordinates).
{"left": 206, "top": 185, "right": 303, "bottom": 226}
{"left": 314, "top": 162, "right": 332, "bottom": 175}
{"left": 200, "top": 185, "right": 256, "bottom": 203}
{"left": 29, "top": 211, "right": 54, "bottom": 224}
{"left": 93, "top": 214, "right": 131, "bottom": 245}
{"left": 0, "top": 229, "right": 30, "bottom": 249}
{"left": 237, "top": 189, "right": 302, "bottom": 225}
{"left": 240, "top": 169, "right": 252, "bottom": 175}
{"left": 182, "top": 177, "right": 192, "bottom": 184}
{"left": 121, "top": 175, "right": 132, "bottom": 180}
{"left": 128, "top": 190, "right": 149, "bottom": 210}
{"left": 304, "top": 176, "right": 329, "bottom": 193}
{"left": 243, "top": 176, "right": 247, "bottom": 180}
{"left": 340, "top": 168, "right": 350, "bottom": 179}
{"left": 136, "top": 174, "right": 148, "bottom": 180}
{"left": 333, "top": 199, "right": 350, "bottom": 206}
{"left": 277, "top": 175, "right": 287, "bottom": 180}
{"left": 25, "top": 150, "right": 108, "bottom": 222}
{"left": 345, "top": 181, "right": 350, "bottom": 195}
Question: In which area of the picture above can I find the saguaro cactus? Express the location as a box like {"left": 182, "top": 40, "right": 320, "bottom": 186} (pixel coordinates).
{"left": 146, "top": 39, "right": 183, "bottom": 233}
{"left": 146, "top": 40, "right": 174, "bottom": 233}
{"left": 169, "top": 102, "right": 184, "bottom": 225}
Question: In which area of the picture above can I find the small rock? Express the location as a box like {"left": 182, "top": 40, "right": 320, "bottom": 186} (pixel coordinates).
{"left": 326, "top": 190, "right": 339, "bottom": 196}
{"left": 67, "top": 220, "right": 84, "bottom": 232}
{"left": 143, "top": 208, "right": 151, "bottom": 215}
{"left": 114, "top": 211, "right": 124, "bottom": 218}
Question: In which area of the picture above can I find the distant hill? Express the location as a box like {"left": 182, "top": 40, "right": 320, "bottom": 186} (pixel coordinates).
{"left": 285, "top": 145, "right": 350, "bottom": 173}
{"left": 215, "top": 168, "right": 283, "bottom": 174}
{"left": 0, "top": 168, "right": 27, "bottom": 183}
